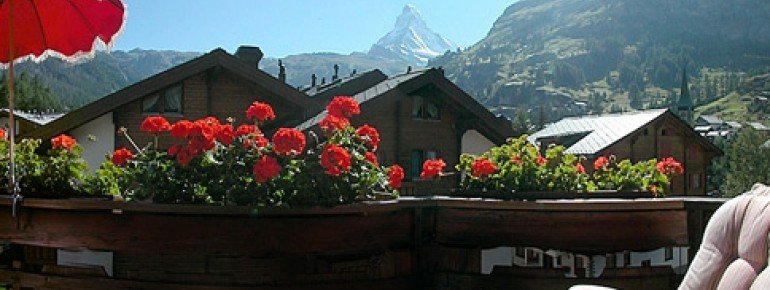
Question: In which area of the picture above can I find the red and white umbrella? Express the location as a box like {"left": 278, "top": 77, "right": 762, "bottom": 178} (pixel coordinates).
{"left": 0, "top": 0, "right": 126, "bottom": 213}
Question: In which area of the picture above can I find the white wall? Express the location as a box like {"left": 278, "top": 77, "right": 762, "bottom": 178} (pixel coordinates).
{"left": 70, "top": 113, "right": 115, "bottom": 171}
{"left": 461, "top": 129, "right": 496, "bottom": 155}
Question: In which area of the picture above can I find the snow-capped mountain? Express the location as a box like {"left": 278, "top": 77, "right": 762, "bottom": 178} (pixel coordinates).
{"left": 368, "top": 4, "right": 457, "bottom": 66}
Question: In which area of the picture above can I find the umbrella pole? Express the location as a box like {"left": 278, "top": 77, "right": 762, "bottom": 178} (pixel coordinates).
{"left": 6, "top": 0, "right": 21, "bottom": 218}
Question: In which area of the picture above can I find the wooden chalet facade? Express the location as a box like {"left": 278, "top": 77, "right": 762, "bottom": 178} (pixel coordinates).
{"left": 27, "top": 47, "right": 514, "bottom": 184}
{"left": 26, "top": 46, "right": 320, "bottom": 169}
{"left": 529, "top": 110, "right": 722, "bottom": 196}
{"left": 297, "top": 68, "right": 514, "bottom": 194}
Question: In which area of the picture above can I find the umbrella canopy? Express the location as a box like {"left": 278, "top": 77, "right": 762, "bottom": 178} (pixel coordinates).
{"left": 0, "top": 0, "right": 125, "bottom": 213}
{"left": 0, "top": 0, "right": 125, "bottom": 64}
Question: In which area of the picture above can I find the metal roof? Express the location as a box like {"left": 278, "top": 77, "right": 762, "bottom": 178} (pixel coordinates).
{"left": 528, "top": 109, "right": 668, "bottom": 155}
{"left": 697, "top": 115, "right": 724, "bottom": 125}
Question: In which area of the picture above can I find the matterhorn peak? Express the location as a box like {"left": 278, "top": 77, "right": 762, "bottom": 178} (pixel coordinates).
{"left": 368, "top": 4, "right": 457, "bottom": 66}
{"left": 394, "top": 4, "right": 427, "bottom": 31}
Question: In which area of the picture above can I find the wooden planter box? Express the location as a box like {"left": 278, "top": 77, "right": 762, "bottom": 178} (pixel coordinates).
{"left": 0, "top": 195, "right": 725, "bottom": 289}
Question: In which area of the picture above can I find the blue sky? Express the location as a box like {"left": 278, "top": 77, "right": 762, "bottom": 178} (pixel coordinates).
{"left": 114, "top": 1, "right": 515, "bottom": 57}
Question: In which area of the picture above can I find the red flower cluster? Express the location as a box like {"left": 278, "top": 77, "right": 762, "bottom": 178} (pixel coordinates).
{"left": 471, "top": 158, "right": 497, "bottom": 178}
{"left": 140, "top": 116, "right": 171, "bottom": 135}
{"left": 511, "top": 155, "right": 522, "bottom": 165}
{"left": 320, "top": 144, "right": 352, "bottom": 176}
{"left": 164, "top": 116, "right": 238, "bottom": 166}
{"left": 656, "top": 157, "right": 684, "bottom": 176}
{"left": 253, "top": 155, "right": 281, "bottom": 183}
{"left": 327, "top": 96, "right": 360, "bottom": 118}
{"left": 594, "top": 156, "right": 609, "bottom": 171}
{"left": 51, "top": 134, "right": 77, "bottom": 151}
{"left": 420, "top": 158, "right": 446, "bottom": 180}
{"left": 272, "top": 128, "right": 306, "bottom": 156}
{"left": 235, "top": 124, "right": 259, "bottom": 137}
{"left": 246, "top": 101, "right": 276, "bottom": 123}
{"left": 388, "top": 165, "right": 405, "bottom": 189}
{"left": 536, "top": 155, "right": 547, "bottom": 166}
{"left": 365, "top": 152, "right": 379, "bottom": 166}
{"left": 575, "top": 163, "right": 586, "bottom": 174}
{"left": 111, "top": 147, "right": 134, "bottom": 166}
{"left": 355, "top": 124, "right": 380, "bottom": 150}
{"left": 170, "top": 120, "right": 194, "bottom": 139}
{"left": 0, "top": 128, "right": 6, "bottom": 140}
{"left": 319, "top": 114, "right": 350, "bottom": 133}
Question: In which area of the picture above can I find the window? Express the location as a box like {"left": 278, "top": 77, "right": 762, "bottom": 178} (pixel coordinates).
{"left": 410, "top": 149, "right": 437, "bottom": 179}
{"left": 412, "top": 95, "right": 440, "bottom": 120}
{"left": 691, "top": 173, "right": 701, "bottom": 189}
{"left": 142, "top": 84, "right": 183, "bottom": 114}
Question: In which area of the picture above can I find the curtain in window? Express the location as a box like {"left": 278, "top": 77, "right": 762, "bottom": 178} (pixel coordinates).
{"left": 164, "top": 85, "right": 183, "bottom": 113}
{"left": 142, "top": 94, "right": 160, "bottom": 113}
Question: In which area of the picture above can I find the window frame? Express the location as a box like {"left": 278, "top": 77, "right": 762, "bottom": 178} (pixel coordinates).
{"left": 410, "top": 149, "right": 439, "bottom": 180}
{"left": 141, "top": 83, "right": 184, "bottom": 116}
{"left": 411, "top": 95, "right": 441, "bottom": 121}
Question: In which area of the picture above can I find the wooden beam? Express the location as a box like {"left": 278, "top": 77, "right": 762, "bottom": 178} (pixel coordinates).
{"left": 0, "top": 205, "right": 413, "bottom": 255}
{"left": 0, "top": 269, "right": 415, "bottom": 290}
{"left": 435, "top": 207, "right": 688, "bottom": 252}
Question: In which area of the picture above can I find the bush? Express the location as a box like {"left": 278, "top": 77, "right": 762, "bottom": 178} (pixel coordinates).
{"left": 456, "top": 135, "right": 682, "bottom": 197}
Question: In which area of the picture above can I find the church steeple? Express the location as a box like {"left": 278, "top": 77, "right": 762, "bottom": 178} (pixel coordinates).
{"left": 676, "top": 66, "right": 693, "bottom": 124}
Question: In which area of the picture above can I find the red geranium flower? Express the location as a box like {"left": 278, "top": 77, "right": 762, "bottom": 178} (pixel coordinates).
{"left": 575, "top": 163, "right": 586, "bottom": 174}
{"left": 536, "top": 155, "right": 547, "bottom": 166}
{"left": 327, "top": 96, "right": 360, "bottom": 118}
{"left": 246, "top": 101, "right": 276, "bottom": 123}
{"left": 388, "top": 164, "right": 405, "bottom": 189}
{"left": 215, "top": 124, "right": 235, "bottom": 145}
{"left": 594, "top": 156, "right": 609, "bottom": 171}
{"left": 656, "top": 157, "right": 684, "bottom": 176}
{"left": 170, "top": 120, "right": 194, "bottom": 139}
{"left": 355, "top": 124, "right": 380, "bottom": 150}
{"left": 235, "top": 124, "right": 259, "bottom": 137}
{"left": 111, "top": 147, "right": 134, "bottom": 166}
{"left": 0, "top": 128, "right": 6, "bottom": 140}
{"left": 319, "top": 114, "right": 350, "bottom": 133}
{"left": 420, "top": 158, "right": 446, "bottom": 180}
{"left": 51, "top": 134, "right": 77, "bottom": 151}
{"left": 365, "top": 152, "right": 379, "bottom": 166}
{"left": 320, "top": 144, "right": 352, "bottom": 176}
{"left": 168, "top": 144, "right": 182, "bottom": 156}
{"left": 253, "top": 155, "right": 282, "bottom": 183}
{"left": 176, "top": 147, "right": 195, "bottom": 167}
{"left": 471, "top": 157, "right": 497, "bottom": 178}
{"left": 272, "top": 128, "right": 306, "bottom": 156}
{"left": 140, "top": 116, "right": 171, "bottom": 135}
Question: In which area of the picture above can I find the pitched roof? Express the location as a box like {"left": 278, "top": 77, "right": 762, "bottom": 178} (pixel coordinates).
{"left": 27, "top": 48, "right": 318, "bottom": 139}
{"left": 697, "top": 115, "right": 724, "bottom": 125}
{"left": 297, "top": 68, "right": 514, "bottom": 144}
{"left": 302, "top": 69, "right": 388, "bottom": 101}
{"left": 530, "top": 109, "right": 674, "bottom": 155}
{"left": 1, "top": 109, "right": 64, "bottom": 126}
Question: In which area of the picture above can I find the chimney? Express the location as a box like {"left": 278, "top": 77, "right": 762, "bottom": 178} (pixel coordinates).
{"left": 235, "top": 46, "right": 263, "bottom": 69}
{"left": 333, "top": 64, "right": 339, "bottom": 81}
{"left": 311, "top": 74, "right": 317, "bottom": 87}
{"left": 278, "top": 60, "right": 286, "bottom": 83}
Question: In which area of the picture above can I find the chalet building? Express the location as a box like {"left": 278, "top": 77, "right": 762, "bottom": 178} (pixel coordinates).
{"left": 27, "top": 46, "right": 514, "bottom": 182}
{"left": 297, "top": 68, "right": 515, "bottom": 194}
{"left": 529, "top": 109, "right": 722, "bottom": 196}
{"left": 1, "top": 109, "right": 64, "bottom": 137}
{"left": 26, "top": 46, "right": 320, "bottom": 169}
